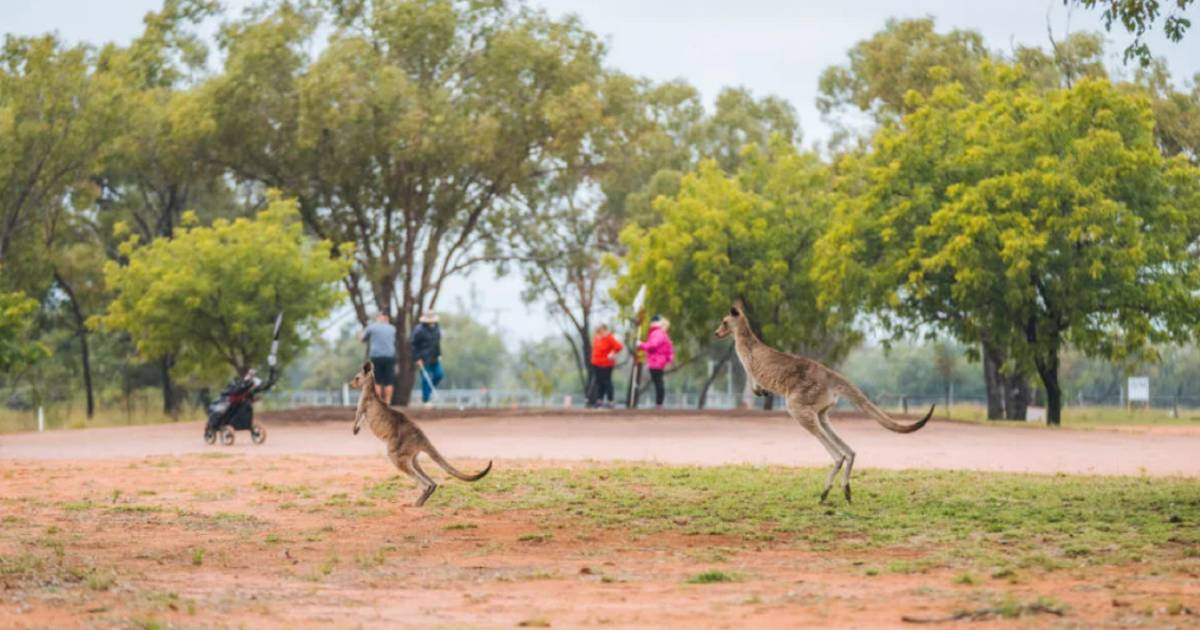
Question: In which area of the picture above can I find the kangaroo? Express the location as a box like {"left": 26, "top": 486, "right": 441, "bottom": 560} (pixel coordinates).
{"left": 350, "top": 362, "right": 492, "bottom": 506}
{"left": 715, "top": 302, "right": 933, "bottom": 503}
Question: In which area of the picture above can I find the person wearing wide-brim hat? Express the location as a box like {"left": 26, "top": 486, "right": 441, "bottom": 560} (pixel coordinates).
{"left": 411, "top": 311, "right": 444, "bottom": 405}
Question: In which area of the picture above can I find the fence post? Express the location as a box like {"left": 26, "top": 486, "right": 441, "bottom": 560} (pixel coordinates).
{"left": 342, "top": 384, "right": 350, "bottom": 407}
{"left": 37, "top": 406, "right": 44, "bottom": 432}
{"left": 901, "top": 395, "right": 908, "bottom": 415}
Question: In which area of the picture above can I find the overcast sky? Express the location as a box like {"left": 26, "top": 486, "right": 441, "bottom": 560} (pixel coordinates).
{"left": 9, "top": 0, "right": 1200, "bottom": 347}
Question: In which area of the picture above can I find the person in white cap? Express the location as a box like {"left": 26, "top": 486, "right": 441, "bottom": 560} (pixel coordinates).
{"left": 410, "top": 311, "right": 443, "bottom": 404}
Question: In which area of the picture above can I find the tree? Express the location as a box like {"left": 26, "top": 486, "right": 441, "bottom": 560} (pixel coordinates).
{"left": 438, "top": 312, "right": 509, "bottom": 389}
{"left": 91, "top": 1, "right": 236, "bottom": 414}
{"left": 817, "top": 18, "right": 991, "bottom": 129}
{"left": 201, "top": 0, "right": 609, "bottom": 404}
{"left": 0, "top": 34, "right": 125, "bottom": 264}
{"left": 0, "top": 290, "right": 45, "bottom": 373}
{"left": 97, "top": 196, "right": 350, "bottom": 381}
{"left": 1068, "top": 0, "right": 1196, "bottom": 65}
{"left": 617, "top": 138, "right": 858, "bottom": 409}
{"left": 815, "top": 76, "right": 1200, "bottom": 425}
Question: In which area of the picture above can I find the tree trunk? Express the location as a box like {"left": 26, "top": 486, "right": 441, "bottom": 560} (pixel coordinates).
{"left": 78, "top": 327, "right": 95, "bottom": 419}
{"left": 54, "top": 270, "right": 94, "bottom": 419}
{"left": 698, "top": 346, "right": 734, "bottom": 409}
{"left": 394, "top": 320, "right": 414, "bottom": 406}
{"left": 1003, "top": 373, "right": 1031, "bottom": 420}
{"left": 982, "top": 343, "right": 1005, "bottom": 420}
{"left": 160, "top": 354, "right": 180, "bottom": 416}
{"left": 1035, "top": 351, "right": 1063, "bottom": 426}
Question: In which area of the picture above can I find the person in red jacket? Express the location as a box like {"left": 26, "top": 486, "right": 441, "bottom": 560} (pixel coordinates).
{"left": 587, "top": 324, "right": 624, "bottom": 408}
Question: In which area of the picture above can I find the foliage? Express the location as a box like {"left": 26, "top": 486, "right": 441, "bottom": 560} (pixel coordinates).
{"left": 1070, "top": 0, "right": 1195, "bottom": 65}
{"left": 817, "top": 18, "right": 991, "bottom": 126}
{"left": 0, "top": 34, "right": 126, "bottom": 265}
{"left": 201, "top": 0, "right": 612, "bottom": 402}
{"left": 617, "top": 138, "right": 857, "bottom": 363}
{"left": 0, "top": 291, "right": 45, "bottom": 373}
{"left": 98, "top": 197, "right": 350, "bottom": 380}
{"left": 816, "top": 75, "right": 1200, "bottom": 423}
{"left": 438, "top": 312, "right": 509, "bottom": 389}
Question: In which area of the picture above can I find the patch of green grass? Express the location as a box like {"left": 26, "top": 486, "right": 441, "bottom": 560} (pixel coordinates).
{"left": 60, "top": 500, "right": 96, "bottom": 512}
{"left": 108, "top": 504, "right": 164, "bottom": 514}
{"left": 445, "top": 522, "right": 477, "bottom": 530}
{"left": 687, "top": 570, "right": 740, "bottom": 584}
{"left": 190, "top": 547, "right": 205, "bottom": 566}
{"left": 429, "top": 464, "right": 1200, "bottom": 573}
{"left": 518, "top": 532, "right": 553, "bottom": 543}
{"left": 354, "top": 549, "right": 386, "bottom": 569}
{"left": 517, "top": 617, "right": 551, "bottom": 628}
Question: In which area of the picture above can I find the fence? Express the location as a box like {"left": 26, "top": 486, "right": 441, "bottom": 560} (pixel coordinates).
{"left": 260, "top": 387, "right": 750, "bottom": 411}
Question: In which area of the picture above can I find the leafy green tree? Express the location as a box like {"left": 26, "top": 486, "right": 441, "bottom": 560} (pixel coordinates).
{"left": 0, "top": 34, "right": 125, "bottom": 264}
{"left": 617, "top": 138, "right": 858, "bottom": 408}
{"left": 817, "top": 18, "right": 991, "bottom": 128}
{"left": 815, "top": 76, "right": 1200, "bottom": 425}
{"left": 0, "top": 290, "right": 45, "bottom": 373}
{"left": 97, "top": 196, "right": 350, "bottom": 381}
{"left": 438, "top": 312, "right": 509, "bottom": 389}
{"left": 1069, "top": 0, "right": 1196, "bottom": 65}
{"left": 201, "top": 0, "right": 609, "bottom": 404}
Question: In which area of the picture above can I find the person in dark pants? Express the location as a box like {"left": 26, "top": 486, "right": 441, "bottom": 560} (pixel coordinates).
{"left": 587, "top": 324, "right": 623, "bottom": 408}
{"left": 638, "top": 316, "right": 674, "bottom": 409}
{"left": 410, "top": 312, "right": 443, "bottom": 405}
{"left": 361, "top": 311, "right": 397, "bottom": 403}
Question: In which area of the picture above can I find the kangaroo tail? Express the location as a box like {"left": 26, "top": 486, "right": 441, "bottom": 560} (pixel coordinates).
{"left": 832, "top": 374, "right": 934, "bottom": 434}
{"left": 422, "top": 443, "right": 492, "bottom": 482}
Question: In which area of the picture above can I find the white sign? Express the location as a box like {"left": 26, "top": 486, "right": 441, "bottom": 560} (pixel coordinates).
{"left": 1128, "top": 376, "right": 1150, "bottom": 402}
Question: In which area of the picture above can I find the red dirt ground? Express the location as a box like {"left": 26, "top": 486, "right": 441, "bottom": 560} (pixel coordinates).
{"left": 2, "top": 410, "right": 1198, "bottom": 628}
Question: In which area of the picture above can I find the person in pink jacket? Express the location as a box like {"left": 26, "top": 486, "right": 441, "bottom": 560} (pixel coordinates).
{"left": 638, "top": 316, "right": 675, "bottom": 409}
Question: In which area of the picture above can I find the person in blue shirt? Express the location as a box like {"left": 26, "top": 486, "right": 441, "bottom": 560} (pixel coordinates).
{"left": 361, "top": 312, "right": 398, "bottom": 403}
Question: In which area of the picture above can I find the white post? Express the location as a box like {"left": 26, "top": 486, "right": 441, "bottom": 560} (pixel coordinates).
{"left": 342, "top": 383, "right": 350, "bottom": 407}
{"left": 37, "top": 406, "right": 44, "bottom": 432}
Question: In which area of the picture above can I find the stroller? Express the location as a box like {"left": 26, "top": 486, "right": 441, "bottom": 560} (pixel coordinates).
{"left": 203, "top": 368, "right": 274, "bottom": 446}
{"left": 203, "top": 314, "right": 282, "bottom": 446}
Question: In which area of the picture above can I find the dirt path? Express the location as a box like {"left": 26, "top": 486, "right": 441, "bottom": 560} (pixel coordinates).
{"left": 4, "top": 408, "right": 1200, "bottom": 476}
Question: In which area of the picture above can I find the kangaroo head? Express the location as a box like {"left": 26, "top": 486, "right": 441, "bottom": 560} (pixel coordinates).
{"left": 351, "top": 361, "right": 375, "bottom": 390}
{"left": 715, "top": 302, "right": 746, "bottom": 338}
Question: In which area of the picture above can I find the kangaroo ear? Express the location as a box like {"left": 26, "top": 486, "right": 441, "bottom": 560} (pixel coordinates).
{"left": 362, "top": 361, "right": 373, "bottom": 373}
{"left": 730, "top": 306, "right": 741, "bottom": 317}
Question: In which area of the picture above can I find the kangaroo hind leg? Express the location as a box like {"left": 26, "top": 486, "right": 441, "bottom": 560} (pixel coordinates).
{"left": 388, "top": 448, "right": 431, "bottom": 507}
{"left": 410, "top": 454, "right": 439, "bottom": 507}
{"left": 789, "top": 402, "right": 845, "bottom": 503}
{"left": 817, "top": 408, "right": 856, "bottom": 502}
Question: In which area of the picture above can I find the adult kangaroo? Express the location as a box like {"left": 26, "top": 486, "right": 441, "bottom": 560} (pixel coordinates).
{"left": 715, "top": 302, "right": 933, "bottom": 503}
{"left": 351, "top": 362, "right": 492, "bottom": 506}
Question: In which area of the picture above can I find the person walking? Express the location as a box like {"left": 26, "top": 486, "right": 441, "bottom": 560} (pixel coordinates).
{"left": 587, "top": 324, "right": 623, "bottom": 409}
{"left": 361, "top": 312, "right": 398, "bottom": 404}
{"left": 410, "top": 312, "right": 443, "bottom": 406}
{"left": 638, "top": 316, "right": 674, "bottom": 409}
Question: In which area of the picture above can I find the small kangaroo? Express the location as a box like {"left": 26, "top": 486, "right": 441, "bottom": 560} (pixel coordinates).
{"left": 350, "top": 361, "right": 492, "bottom": 506}
{"left": 715, "top": 302, "right": 933, "bottom": 503}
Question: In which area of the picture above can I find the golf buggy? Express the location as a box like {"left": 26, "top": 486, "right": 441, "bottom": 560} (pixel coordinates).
{"left": 203, "top": 314, "right": 282, "bottom": 446}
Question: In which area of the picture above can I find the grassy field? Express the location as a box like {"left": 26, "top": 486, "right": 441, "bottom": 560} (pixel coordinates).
{"left": 0, "top": 403, "right": 202, "bottom": 434}
{"left": 425, "top": 465, "right": 1200, "bottom": 575}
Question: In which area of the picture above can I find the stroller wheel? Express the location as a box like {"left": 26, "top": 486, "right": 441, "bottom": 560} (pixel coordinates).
{"left": 220, "top": 425, "right": 235, "bottom": 446}
{"left": 251, "top": 424, "right": 267, "bottom": 445}
{"left": 204, "top": 427, "right": 216, "bottom": 445}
